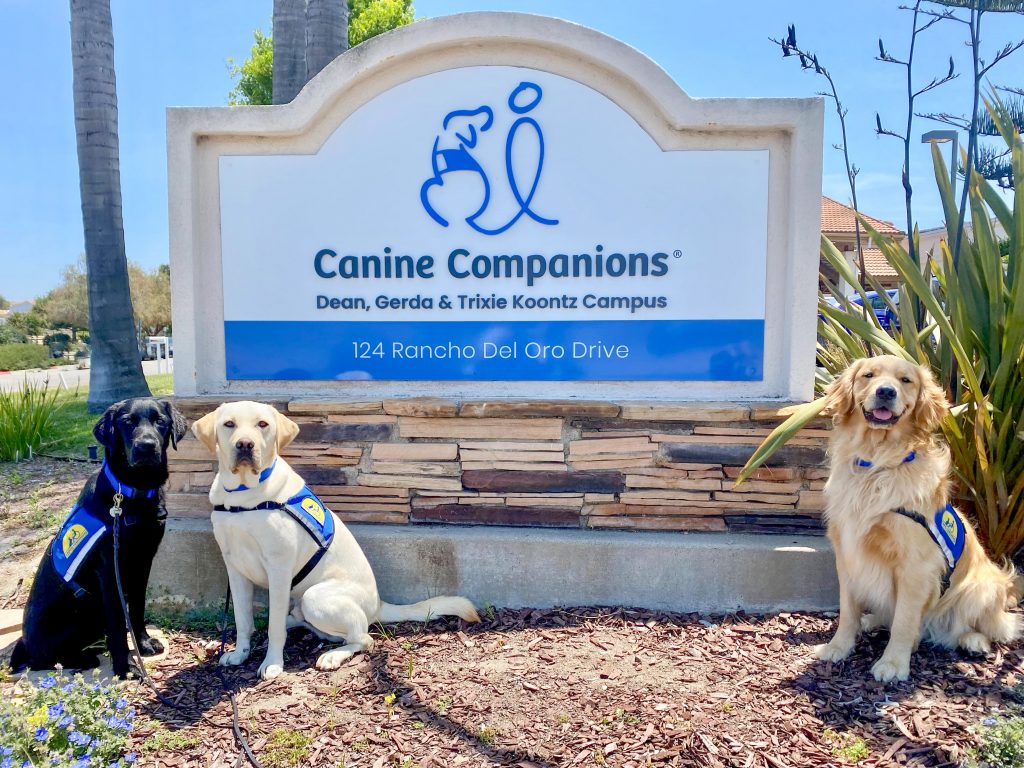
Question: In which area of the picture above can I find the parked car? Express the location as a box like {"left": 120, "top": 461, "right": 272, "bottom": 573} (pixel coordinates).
{"left": 822, "top": 289, "right": 900, "bottom": 331}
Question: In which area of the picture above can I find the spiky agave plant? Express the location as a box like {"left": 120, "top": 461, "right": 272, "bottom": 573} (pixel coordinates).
{"left": 738, "top": 95, "right": 1024, "bottom": 560}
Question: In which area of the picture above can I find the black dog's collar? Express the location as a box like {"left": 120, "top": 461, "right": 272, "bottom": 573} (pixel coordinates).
{"left": 102, "top": 461, "right": 158, "bottom": 499}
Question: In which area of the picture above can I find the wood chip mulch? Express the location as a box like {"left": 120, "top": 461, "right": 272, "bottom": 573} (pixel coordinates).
{"left": 130, "top": 608, "right": 1022, "bottom": 767}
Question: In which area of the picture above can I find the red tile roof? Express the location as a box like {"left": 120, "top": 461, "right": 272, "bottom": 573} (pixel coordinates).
{"left": 821, "top": 196, "right": 903, "bottom": 235}
{"left": 861, "top": 248, "right": 897, "bottom": 279}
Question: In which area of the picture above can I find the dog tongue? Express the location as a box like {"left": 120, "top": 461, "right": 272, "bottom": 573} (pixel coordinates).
{"left": 872, "top": 407, "right": 893, "bottom": 421}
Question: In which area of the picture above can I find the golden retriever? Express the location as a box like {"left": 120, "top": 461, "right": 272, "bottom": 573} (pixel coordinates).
{"left": 814, "top": 355, "right": 1021, "bottom": 682}
{"left": 192, "top": 401, "right": 479, "bottom": 679}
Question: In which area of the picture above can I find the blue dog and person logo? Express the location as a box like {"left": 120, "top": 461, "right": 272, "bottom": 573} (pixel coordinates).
{"left": 420, "top": 81, "right": 558, "bottom": 236}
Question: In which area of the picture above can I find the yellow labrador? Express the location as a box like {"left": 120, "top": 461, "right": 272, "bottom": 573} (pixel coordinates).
{"left": 815, "top": 355, "right": 1021, "bottom": 682}
{"left": 192, "top": 401, "right": 479, "bottom": 679}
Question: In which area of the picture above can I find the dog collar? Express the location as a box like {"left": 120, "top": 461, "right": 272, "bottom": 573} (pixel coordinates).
{"left": 101, "top": 461, "right": 158, "bottom": 499}
{"left": 854, "top": 451, "right": 916, "bottom": 469}
{"left": 223, "top": 460, "right": 278, "bottom": 493}
{"left": 890, "top": 503, "right": 965, "bottom": 588}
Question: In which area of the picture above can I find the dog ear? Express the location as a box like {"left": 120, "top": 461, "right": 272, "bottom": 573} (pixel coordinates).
{"left": 912, "top": 364, "right": 949, "bottom": 431}
{"left": 825, "top": 359, "right": 862, "bottom": 419}
{"left": 92, "top": 400, "right": 126, "bottom": 451}
{"left": 275, "top": 410, "right": 300, "bottom": 452}
{"left": 161, "top": 400, "right": 189, "bottom": 450}
{"left": 191, "top": 410, "right": 219, "bottom": 454}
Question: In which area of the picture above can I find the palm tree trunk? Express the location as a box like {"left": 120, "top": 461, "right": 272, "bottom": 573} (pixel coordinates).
{"left": 273, "top": 0, "right": 308, "bottom": 104}
{"left": 70, "top": 0, "right": 150, "bottom": 412}
{"left": 306, "top": 0, "right": 348, "bottom": 82}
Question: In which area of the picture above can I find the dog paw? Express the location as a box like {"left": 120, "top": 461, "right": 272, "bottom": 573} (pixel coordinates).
{"left": 258, "top": 659, "right": 284, "bottom": 679}
{"left": 958, "top": 631, "right": 991, "bottom": 655}
{"left": 814, "top": 641, "right": 853, "bottom": 662}
{"left": 871, "top": 656, "right": 910, "bottom": 683}
{"left": 219, "top": 647, "right": 250, "bottom": 666}
{"left": 860, "top": 613, "right": 884, "bottom": 632}
{"left": 138, "top": 636, "right": 165, "bottom": 656}
{"left": 315, "top": 648, "right": 356, "bottom": 670}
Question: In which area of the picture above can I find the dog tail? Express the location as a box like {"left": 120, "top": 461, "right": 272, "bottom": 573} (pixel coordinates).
{"left": 9, "top": 638, "right": 28, "bottom": 672}
{"left": 377, "top": 596, "right": 480, "bottom": 624}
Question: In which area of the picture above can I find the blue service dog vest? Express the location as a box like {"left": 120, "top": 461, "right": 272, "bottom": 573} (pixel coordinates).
{"left": 52, "top": 505, "right": 107, "bottom": 594}
{"left": 892, "top": 503, "right": 966, "bottom": 590}
{"left": 216, "top": 485, "right": 335, "bottom": 587}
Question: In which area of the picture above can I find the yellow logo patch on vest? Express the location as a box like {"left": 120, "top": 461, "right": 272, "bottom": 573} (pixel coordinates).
{"left": 301, "top": 497, "right": 325, "bottom": 525}
{"left": 62, "top": 524, "right": 88, "bottom": 557}
{"left": 941, "top": 509, "right": 958, "bottom": 539}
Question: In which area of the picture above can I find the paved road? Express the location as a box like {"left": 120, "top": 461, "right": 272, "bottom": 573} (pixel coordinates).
{"left": 0, "top": 359, "right": 173, "bottom": 392}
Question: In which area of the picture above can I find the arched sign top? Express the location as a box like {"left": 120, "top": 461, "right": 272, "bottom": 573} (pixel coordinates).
{"left": 169, "top": 13, "right": 824, "bottom": 400}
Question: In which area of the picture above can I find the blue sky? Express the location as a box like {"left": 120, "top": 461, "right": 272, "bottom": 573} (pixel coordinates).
{"left": 2, "top": 0, "right": 1022, "bottom": 299}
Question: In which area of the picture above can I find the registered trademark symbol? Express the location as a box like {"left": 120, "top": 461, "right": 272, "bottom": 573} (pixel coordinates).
{"left": 673, "top": 250, "right": 683, "bottom": 258}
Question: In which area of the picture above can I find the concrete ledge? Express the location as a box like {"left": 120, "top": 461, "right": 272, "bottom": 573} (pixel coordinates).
{"left": 150, "top": 520, "right": 838, "bottom": 614}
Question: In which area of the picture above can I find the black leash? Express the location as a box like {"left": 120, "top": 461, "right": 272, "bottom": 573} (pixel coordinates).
{"left": 109, "top": 496, "right": 183, "bottom": 711}
{"left": 109, "top": 504, "right": 264, "bottom": 768}
{"left": 216, "top": 585, "right": 265, "bottom": 768}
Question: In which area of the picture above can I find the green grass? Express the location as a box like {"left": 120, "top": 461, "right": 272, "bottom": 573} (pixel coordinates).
{"left": 145, "top": 597, "right": 269, "bottom": 637}
{"left": 142, "top": 725, "right": 203, "bottom": 754}
{"left": 823, "top": 729, "right": 870, "bottom": 764}
{"left": 35, "top": 373, "right": 175, "bottom": 460}
{"left": 262, "top": 728, "right": 311, "bottom": 768}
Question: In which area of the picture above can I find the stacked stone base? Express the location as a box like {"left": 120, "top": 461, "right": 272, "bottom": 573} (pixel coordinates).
{"left": 167, "top": 398, "right": 829, "bottom": 534}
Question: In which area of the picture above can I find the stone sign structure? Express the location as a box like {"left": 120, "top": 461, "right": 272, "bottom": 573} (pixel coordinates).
{"left": 163, "top": 13, "right": 834, "bottom": 611}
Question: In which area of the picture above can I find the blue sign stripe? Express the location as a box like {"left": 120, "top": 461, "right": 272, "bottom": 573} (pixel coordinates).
{"left": 224, "top": 320, "right": 764, "bottom": 381}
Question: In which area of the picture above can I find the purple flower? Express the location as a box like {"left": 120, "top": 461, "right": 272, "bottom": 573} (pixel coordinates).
{"left": 115, "top": 698, "right": 128, "bottom": 710}
{"left": 62, "top": 683, "right": 75, "bottom": 694}
{"left": 34, "top": 727, "right": 48, "bottom": 742}
{"left": 984, "top": 717, "right": 999, "bottom": 726}
{"left": 48, "top": 703, "right": 64, "bottom": 719}
{"left": 0, "top": 748, "right": 11, "bottom": 757}
{"left": 2, "top": 757, "right": 13, "bottom": 768}
{"left": 38, "top": 676, "right": 57, "bottom": 690}
{"left": 125, "top": 754, "right": 136, "bottom": 764}
{"left": 59, "top": 715, "right": 74, "bottom": 728}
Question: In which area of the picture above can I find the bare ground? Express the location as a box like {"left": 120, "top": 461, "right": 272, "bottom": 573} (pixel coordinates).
{"left": 0, "top": 457, "right": 95, "bottom": 606}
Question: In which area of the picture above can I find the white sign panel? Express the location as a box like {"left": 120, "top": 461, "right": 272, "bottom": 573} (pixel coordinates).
{"left": 219, "top": 66, "right": 769, "bottom": 381}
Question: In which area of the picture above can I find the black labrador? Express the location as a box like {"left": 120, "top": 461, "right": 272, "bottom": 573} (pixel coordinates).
{"left": 11, "top": 397, "right": 187, "bottom": 678}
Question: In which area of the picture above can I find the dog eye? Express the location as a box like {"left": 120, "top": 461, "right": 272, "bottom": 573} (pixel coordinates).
{"left": 863, "top": 372, "right": 874, "bottom": 379}
{"left": 901, "top": 376, "right": 912, "bottom": 384}
{"left": 224, "top": 420, "right": 235, "bottom": 429}
{"left": 258, "top": 421, "right": 269, "bottom": 429}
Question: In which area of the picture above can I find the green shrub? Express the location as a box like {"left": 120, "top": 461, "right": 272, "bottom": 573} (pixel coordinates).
{"left": 0, "top": 382, "right": 67, "bottom": 462}
{"left": 973, "top": 717, "right": 1024, "bottom": 768}
{"left": 0, "top": 343, "right": 53, "bottom": 371}
{"left": 0, "top": 325, "right": 28, "bottom": 345}
{"left": 0, "top": 669, "right": 137, "bottom": 767}
{"left": 740, "top": 96, "right": 1024, "bottom": 559}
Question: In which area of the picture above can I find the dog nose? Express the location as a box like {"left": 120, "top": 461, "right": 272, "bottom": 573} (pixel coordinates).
{"left": 135, "top": 437, "right": 159, "bottom": 452}
{"left": 875, "top": 385, "right": 897, "bottom": 401}
{"left": 236, "top": 438, "right": 254, "bottom": 452}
